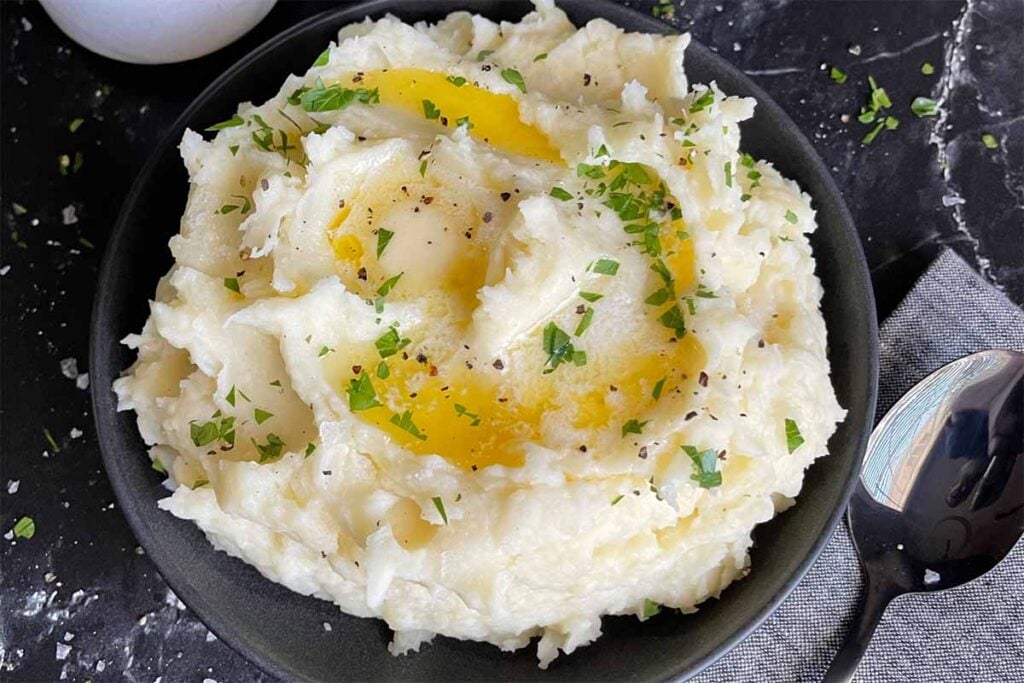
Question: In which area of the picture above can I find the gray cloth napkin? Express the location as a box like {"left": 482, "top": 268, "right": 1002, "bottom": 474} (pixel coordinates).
{"left": 695, "top": 249, "right": 1024, "bottom": 683}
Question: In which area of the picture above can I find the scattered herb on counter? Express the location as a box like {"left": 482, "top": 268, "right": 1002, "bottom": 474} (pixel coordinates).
{"left": 391, "top": 410, "right": 428, "bottom": 440}
{"left": 446, "top": 75, "right": 467, "bottom": 87}
{"left": 254, "top": 408, "right": 274, "bottom": 425}
{"left": 12, "top": 203, "right": 27, "bottom": 215}
{"left": 454, "top": 404, "right": 482, "bottom": 426}
{"left": 346, "top": 372, "right": 382, "bottom": 411}
{"left": 829, "top": 66, "right": 848, "bottom": 84}
{"left": 13, "top": 516, "right": 36, "bottom": 540}
{"left": 921, "top": 62, "right": 935, "bottom": 75}
{"left": 501, "top": 68, "right": 527, "bottom": 93}
{"left": 621, "top": 419, "right": 649, "bottom": 437}
{"left": 377, "top": 228, "right": 394, "bottom": 258}
{"left": 862, "top": 121, "right": 885, "bottom": 145}
{"left": 785, "top": 418, "right": 805, "bottom": 453}
{"left": 684, "top": 445, "right": 722, "bottom": 488}
{"left": 982, "top": 133, "right": 998, "bottom": 149}
{"left": 69, "top": 118, "right": 84, "bottom": 133}
{"left": 911, "top": 97, "right": 939, "bottom": 117}
{"left": 205, "top": 114, "right": 244, "bottom": 131}
{"left": 43, "top": 428, "right": 61, "bottom": 453}
{"left": 432, "top": 496, "right": 448, "bottom": 524}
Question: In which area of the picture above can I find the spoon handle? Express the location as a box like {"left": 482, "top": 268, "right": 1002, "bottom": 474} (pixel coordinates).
{"left": 822, "top": 579, "right": 901, "bottom": 683}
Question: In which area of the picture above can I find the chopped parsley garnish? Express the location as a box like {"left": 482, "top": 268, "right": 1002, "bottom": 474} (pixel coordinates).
{"left": 695, "top": 284, "right": 718, "bottom": 299}
{"left": 911, "top": 97, "right": 938, "bottom": 117}
{"left": 785, "top": 418, "right": 805, "bottom": 453}
{"left": 446, "top": 75, "right": 467, "bottom": 87}
{"left": 862, "top": 121, "right": 885, "bottom": 145}
{"left": 549, "top": 187, "right": 573, "bottom": 201}
{"left": 300, "top": 78, "right": 379, "bottom": 112}
{"left": 621, "top": 419, "right": 649, "bottom": 437}
{"left": 658, "top": 304, "right": 686, "bottom": 337}
{"left": 69, "top": 118, "right": 84, "bottom": 133}
{"left": 579, "top": 291, "right": 603, "bottom": 302}
{"left": 253, "top": 433, "right": 285, "bottom": 462}
{"left": 431, "top": 496, "right": 448, "bottom": 524}
{"left": 254, "top": 408, "right": 274, "bottom": 425}
{"left": 390, "top": 410, "right": 427, "bottom": 440}
{"left": 375, "top": 326, "right": 410, "bottom": 358}
{"left": 921, "top": 62, "right": 935, "bottom": 75}
{"left": 191, "top": 479, "right": 210, "bottom": 489}
{"left": 683, "top": 445, "right": 722, "bottom": 488}
{"left": 12, "top": 203, "right": 27, "bottom": 215}
{"left": 829, "top": 66, "right": 847, "bottom": 84}
{"left": 152, "top": 458, "right": 166, "bottom": 474}
{"left": 376, "top": 361, "right": 390, "bottom": 379}
{"left": 689, "top": 88, "right": 715, "bottom": 113}
{"left": 205, "top": 114, "right": 244, "bottom": 131}
{"left": 982, "top": 133, "right": 998, "bottom": 149}
{"left": 857, "top": 75, "right": 897, "bottom": 144}
{"left": 642, "top": 599, "right": 662, "bottom": 618}
{"left": 219, "top": 195, "right": 252, "bottom": 215}
{"left": 591, "top": 258, "right": 619, "bottom": 276}
{"left": 574, "top": 307, "right": 594, "bottom": 336}
{"left": 454, "top": 404, "right": 482, "bottom": 426}
{"left": 318, "top": 345, "right": 333, "bottom": 358}
{"left": 305, "top": 442, "right": 317, "bottom": 458}
{"left": 312, "top": 48, "right": 330, "bottom": 68}
{"left": 611, "top": 494, "right": 625, "bottom": 506}
{"left": 477, "top": 49, "right": 494, "bottom": 62}
{"left": 577, "top": 163, "right": 606, "bottom": 179}
{"left": 376, "top": 273, "right": 402, "bottom": 296}
{"left": 346, "top": 372, "right": 382, "bottom": 411}
{"left": 533, "top": 52, "right": 549, "bottom": 62}
{"left": 287, "top": 86, "right": 310, "bottom": 105}
{"left": 270, "top": 379, "right": 282, "bottom": 388}
{"left": 422, "top": 99, "right": 441, "bottom": 120}
{"left": 223, "top": 277, "right": 241, "bottom": 293}
{"left": 419, "top": 159, "right": 428, "bottom": 177}
{"left": 376, "top": 228, "right": 394, "bottom": 258}
{"left": 724, "top": 161, "right": 733, "bottom": 188}
{"left": 652, "top": 377, "right": 666, "bottom": 400}
{"left": 541, "top": 322, "right": 586, "bottom": 373}
{"left": 226, "top": 386, "right": 238, "bottom": 406}
{"left": 784, "top": 209, "right": 798, "bottom": 224}
{"left": 456, "top": 115, "right": 473, "bottom": 129}
{"left": 190, "top": 415, "right": 236, "bottom": 449}
{"left": 13, "top": 516, "right": 35, "bottom": 540}
{"left": 501, "top": 68, "right": 527, "bottom": 93}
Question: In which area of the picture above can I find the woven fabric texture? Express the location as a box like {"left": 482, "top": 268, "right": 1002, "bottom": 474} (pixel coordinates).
{"left": 696, "top": 249, "right": 1024, "bottom": 683}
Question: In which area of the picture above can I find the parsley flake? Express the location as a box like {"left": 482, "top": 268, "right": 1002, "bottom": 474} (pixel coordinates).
{"left": 575, "top": 307, "right": 595, "bottom": 336}
{"left": 579, "top": 291, "right": 603, "bottom": 302}
{"left": 652, "top": 377, "right": 666, "bottom": 401}
{"left": 376, "top": 361, "right": 390, "bottom": 379}
{"left": 454, "top": 404, "right": 482, "bottom": 426}
{"left": 375, "top": 326, "right": 410, "bottom": 359}
{"left": 501, "top": 68, "right": 527, "bottom": 93}
{"left": 621, "top": 418, "right": 649, "bottom": 437}
{"left": 346, "top": 372, "right": 382, "bottom": 411}
{"left": 422, "top": 99, "right": 441, "bottom": 120}
{"left": 921, "top": 62, "right": 935, "bottom": 75}
{"left": 432, "top": 496, "right": 448, "bottom": 524}
{"left": 305, "top": 442, "right": 317, "bottom": 458}
{"left": 205, "top": 114, "right": 244, "bottom": 131}
{"left": 911, "top": 97, "right": 938, "bottom": 117}
{"left": 829, "top": 66, "right": 847, "bottom": 84}
{"left": 254, "top": 408, "right": 274, "bottom": 425}
{"left": 541, "top": 322, "right": 585, "bottom": 373}
{"left": 549, "top": 187, "right": 573, "bottom": 201}
{"left": 446, "top": 75, "right": 467, "bottom": 87}
{"left": 377, "top": 228, "right": 394, "bottom": 258}
{"left": 253, "top": 433, "right": 285, "bottom": 462}
{"left": 390, "top": 410, "right": 427, "bottom": 440}
{"left": 69, "top": 118, "right": 84, "bottom": 133}
{"left": 534, "top": 52, "right": 549, "bottom": 62}
{"left": 785, "top": 418, "right": 805, "bottom": 453}
{"left": 312, "top": 48, "right": 331, "bottom": 68}
{"left": 223, "top": 277, "right": 241, "bottom": 294}
{"left": 611, "top": 494, "right": 625, "bottom": 506}
{"left": 683, "top": 445, "right": 722, "bottom": 488}
{"left": 13, "top": 516, "right": 35, "bottom": 539}
{"left": 785, "top": 209, "right": 799, "bottom": 224}
{"left": 300, "top": 78, "right": 379, "bottom": 112}
{"left": 642, "top": 599, "right": 662, "bottom": 618}
{"left": 591, "top": 258, "right": 619, "bottom": 276}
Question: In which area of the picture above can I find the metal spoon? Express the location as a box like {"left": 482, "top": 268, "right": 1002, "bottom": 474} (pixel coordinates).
{"left": 824, "top": 349, "right": 1024, "bottom": 682}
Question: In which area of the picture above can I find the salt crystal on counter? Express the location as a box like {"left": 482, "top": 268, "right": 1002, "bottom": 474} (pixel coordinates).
{"left": 61, "top": 205, "right": 78, "bottom": 225}
{"left": 75, "top": 373, "right": 89, "bottom": 390}
{"left": 7, "top": 480, "right": 19, "bottom": 494}
{"left": 55, "top": 643, "right": 71, "bottom": 660}
{"left": 59, "top": 358, "right": 78, "bottom": 379}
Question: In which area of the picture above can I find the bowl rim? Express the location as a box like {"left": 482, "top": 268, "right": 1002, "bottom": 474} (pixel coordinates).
{"left": 90, "top": 1, "right": 879, "bottom": 680}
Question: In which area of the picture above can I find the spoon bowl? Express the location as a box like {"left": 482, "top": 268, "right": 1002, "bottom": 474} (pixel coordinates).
{"left": 826, "top": 349, "right": 1024, "bottom": 681}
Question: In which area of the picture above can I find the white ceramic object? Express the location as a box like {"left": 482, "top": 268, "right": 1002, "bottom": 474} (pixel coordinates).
{"left": 39, "top": 0, "right": 277, "bottom": 65}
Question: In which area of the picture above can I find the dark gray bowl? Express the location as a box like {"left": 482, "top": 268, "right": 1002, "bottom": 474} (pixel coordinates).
{"left": 90, "top": 1, "right": 878, "bottom": 680}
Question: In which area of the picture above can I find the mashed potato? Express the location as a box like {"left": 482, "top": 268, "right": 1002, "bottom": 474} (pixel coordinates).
{"left": 114, "top": 0, "right": 844, "bottom": 667}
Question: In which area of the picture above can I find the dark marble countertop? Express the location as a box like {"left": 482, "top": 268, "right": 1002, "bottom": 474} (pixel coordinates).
{"left": 2, "top": 0, "right": 1021, "bottom": 680}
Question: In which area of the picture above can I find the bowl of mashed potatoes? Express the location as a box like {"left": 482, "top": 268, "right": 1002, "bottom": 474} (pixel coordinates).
{"left": 91, "top": 0, "right": 878, "bottom": 679}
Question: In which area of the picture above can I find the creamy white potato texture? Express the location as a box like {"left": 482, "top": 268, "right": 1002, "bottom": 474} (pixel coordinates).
{"left": 115, "top": 0, "right": 845, "bottom": 667}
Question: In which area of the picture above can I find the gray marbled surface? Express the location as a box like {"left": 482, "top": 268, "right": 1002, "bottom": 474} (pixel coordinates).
{"left": 2, "top": 0, "right": 1021, "bottom": 681}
